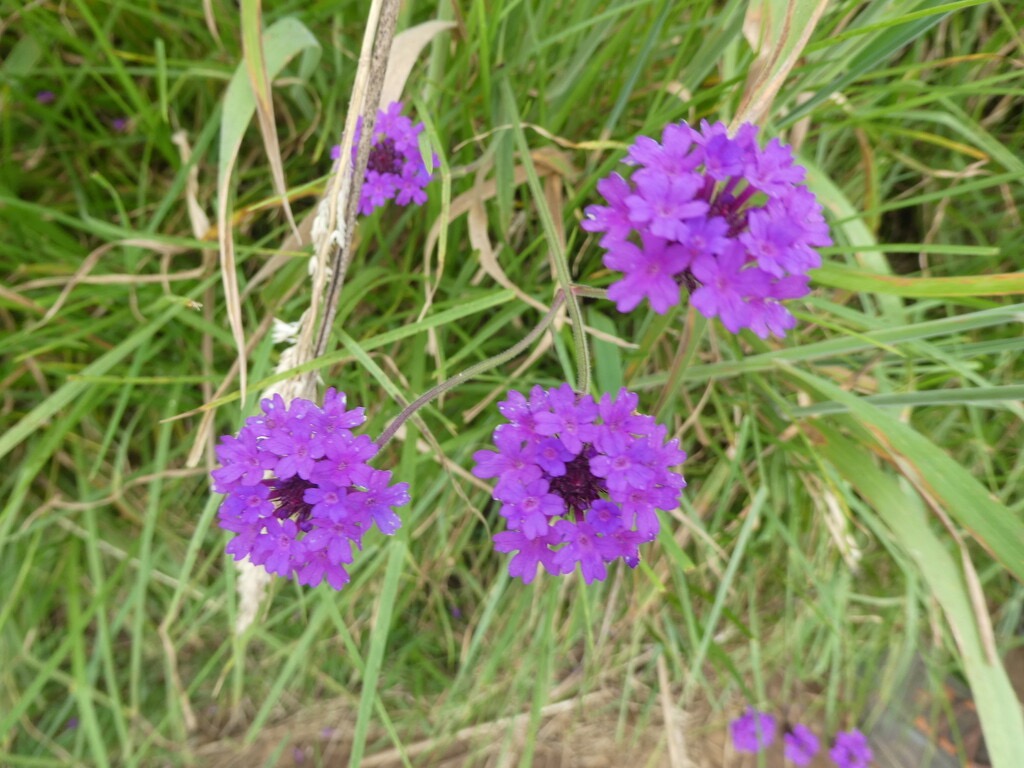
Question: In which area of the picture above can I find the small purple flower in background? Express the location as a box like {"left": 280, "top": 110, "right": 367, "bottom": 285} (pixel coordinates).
{"left": 829, "top": 729, "right": 873, "bottom": 768}
{"left": 330, "top": 101, "right": 436, "bottom": 215}
{"left": 730, "top": 707, "right": 777, "bottom": 753}
{"left": 211, "top": 388, "right": 410, "bottom": 590}
{"left": 472, "top": 385, "right": 686, "bottom": 584}
{"left": 583, "top": 120, "right": 831, "bottom": 338}
{"left": 784, "top": 723, "right": 820, "bottom": 766}
{"left": 109, "top": 117, "right": 130, "bottom": 133}
{"left": 36, "top": 90, "right": 56, "bottom": 105}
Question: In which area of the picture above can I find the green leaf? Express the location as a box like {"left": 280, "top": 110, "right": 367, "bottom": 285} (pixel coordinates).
{"left": 816, "top": 426, "right": 1024, "bottom": 768}
{"left": 216, "top": 16, "right": 321, "bottom": 398}
{"left": 784, "top": 364, "right": 1024, "bottom": 583}
{"left": 813, "top": 264, "right": 1024, "bottom": 298}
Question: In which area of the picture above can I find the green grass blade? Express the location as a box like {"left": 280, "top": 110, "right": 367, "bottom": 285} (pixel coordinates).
{"left": 817, "top": 427, "right": 1024, "bottom": 768}
{"left": 349, "top": 540, "right": 407, "bottom": 768}
{"left": 785, "top": 364, "right": 1024, "bottom": 583}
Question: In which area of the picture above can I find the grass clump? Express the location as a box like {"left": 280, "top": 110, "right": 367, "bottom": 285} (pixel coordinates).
{"left": 2, "top": 1, "right": 1023, "bottom": 766}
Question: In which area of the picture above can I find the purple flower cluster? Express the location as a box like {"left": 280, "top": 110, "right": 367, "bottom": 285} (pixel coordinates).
{"left": 730, "top": 708, "right": 873, "bottom": 767}
{"left": 830, "top": 729, "right": 874, "bottom": 768}
{"left": 786, "top": 723, "right": 821, "bottom": 766}
{"left": 583, "top": 120, "right": 831, "bottom": 338}
{"left": 211, "top": 389, "right": 410, "bottom": 590}
{"left": 471, "top": 385, "right": 686, "bottom": 584}
{"left": 731, "top": 707, "right": 777, "bottom": 753}
{"left": 331, "top": 101, "right": 435, "bottom": 215}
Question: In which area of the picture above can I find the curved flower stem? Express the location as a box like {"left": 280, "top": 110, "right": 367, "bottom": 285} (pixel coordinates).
{"left": 553, "top": 251, "right": 591, "bottom": 396}
{"left": 571, "top": 285, "right": 608, "bottom": 301}
{"left": 499, "top": 79, "right": 590, "bottom": 395}
{"left": 375, "top": 290, "right": 568, "bottom": 449}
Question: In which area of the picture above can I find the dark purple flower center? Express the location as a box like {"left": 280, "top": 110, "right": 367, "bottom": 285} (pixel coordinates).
{"left": 698, "top": 174, "right": 761, "bottom": 237}
{"left": 367, "top": 137, "right": 402, "bottom": 175}
{"left": 266, "top": 475, "right": 316, "bottom": 532}
{"left": 708, "top": 191, "right": 751, "bottom": 237}
{"left": 548, "top": 452, "right": 606, "bottom": 518}
{"left": 681, "top": 270, "right": 700, "bottom": 293}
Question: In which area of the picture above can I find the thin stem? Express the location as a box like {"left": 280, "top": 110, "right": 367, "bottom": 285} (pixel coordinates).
{"left": 313, "top": 0, "right": 400, "bottom": 360}
{"left": 500, "top": 79, "right": 591, "bottom": 395}
{"left": 375, "top": 290, "right": 567, "bottom": 449}
{"left": 571, "top": 285, "right": 608, "bottom": 301}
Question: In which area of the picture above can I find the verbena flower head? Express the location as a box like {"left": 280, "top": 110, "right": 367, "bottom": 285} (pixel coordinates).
{"left": 330, "top": 101, "right": 436, "bottom": 216}
{"left": 36, "top": 90, "right": 56, "bottom": 104}
{"left": 730, "top": 707, "right": 777, "bottom": 753}
{"left": 211, "top": 388, "right": 410, "bottom": 590}
{"left": 583, "top": 120, "right": 831, "bottom": 338}
{"left": 829, "top": 729, "right": 873, "bottom": 768}
{"left": 784, "top": 723, "right": 820, "bottom": 766}
{"left": 472, "top": 385, "right": 686, "bottom": 584}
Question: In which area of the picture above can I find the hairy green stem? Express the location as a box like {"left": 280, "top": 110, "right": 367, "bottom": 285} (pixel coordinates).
{"left": 571, "top": 285, "right": 608, "bottom": 301}
{"left": 500, "top": 79, "right": 591, "bottom": 395}
{"left": 375, "top": 290, "right": 568, "bottom": 449}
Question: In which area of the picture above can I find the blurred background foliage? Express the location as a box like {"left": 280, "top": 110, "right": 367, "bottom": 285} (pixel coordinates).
{"left": 1, "top": 0, "right": 1022, "bottom": 765}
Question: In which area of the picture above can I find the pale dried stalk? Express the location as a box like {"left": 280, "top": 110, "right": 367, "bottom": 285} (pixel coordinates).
{"left": 260, "top": 0, "right": 399, "bottom": 404}
{"left": 312, "top": 0, "right": 400, "bottom": 359}
{"left": 732, "top": 0, "right": 829, "bottom": 130}
{"left": 232, "top": 0, "right": 400, "bottom": 634}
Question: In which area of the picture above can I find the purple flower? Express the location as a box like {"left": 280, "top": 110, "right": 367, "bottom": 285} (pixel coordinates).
{"left": 297, "top": 547, "right": 351, "bottom": 590}
{"left": 472, "top": 427, "right": 543, "bottom": 488}
{"left": 829, "top": 729, "right": 873, "bottom": 768}
{"left": 351, "top": 466, "right": 410, "bottom": 535}
{"left": 583, "top": 120, "right": 831, "bottom": 337}
{"left": 493, "top": 530, "right": 558, "bottom": 584}
{"left": 211, "top": 388, "right": 409, "bottom": 590}
{"left": 784, "top": 723, "right": 820, "bottom": 766}
{"left": 330, "top": 101, "right": 436, "bottom": 215}
{"left": 310, "top": 434, "right": 376, "bottom": 487}
{"left": 472, "top": 384, "right": 686, "bottom": 584}
{"left": 35, "top": 90, "right": 56, "bottom": 104}
{"left": 499, "top": 478, "right": 564, "bottom": 539}
{"left": 730, "top": 707, "right": 776, "bottom": 753}
{"left": 605, "top": 232, "right": 693, "bottom": 314}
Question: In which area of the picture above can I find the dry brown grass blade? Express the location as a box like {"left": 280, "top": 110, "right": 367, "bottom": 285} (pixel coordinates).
{"left": 380, "top": 20, "right": 456, "bottom": 106}
{"left": 429, "top": 149, "right": 633, "bottom": 350}
{"left": 217, "top": 183, "right": 248, "bottom": 401}
{"left": 424, "top": 148, "right": 571, "bottom": 263}
{"left": 27, "top": 238, "right": 197, "bottom": 323}
{"left": 241, "top": 0, "right": 299, "bottom": 241}
{"left": 202, "top": 0, "right": 221, "bottom": 48}
{"left": 658, "top": 654, "right": 689, "bottom": 768}
{"left": 732, "top": 0, "right": 829, "bottom": 129}
{"left": 171, "top": 130, "right": 212, "bottom": 240}
{"left": 215, "top": 16, "right": 319, "bottom": 402}
{"left": 890, "top": 451, "right": 1001, "bottom": 667}
{"left": 0, "top": 284, "right": 44, "bottom": 315}
{"left": 543, "top": 170, "right": 567, "bottom": 269}
{"left": 469, "top": 193, "right": 548, "bottom": 313}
